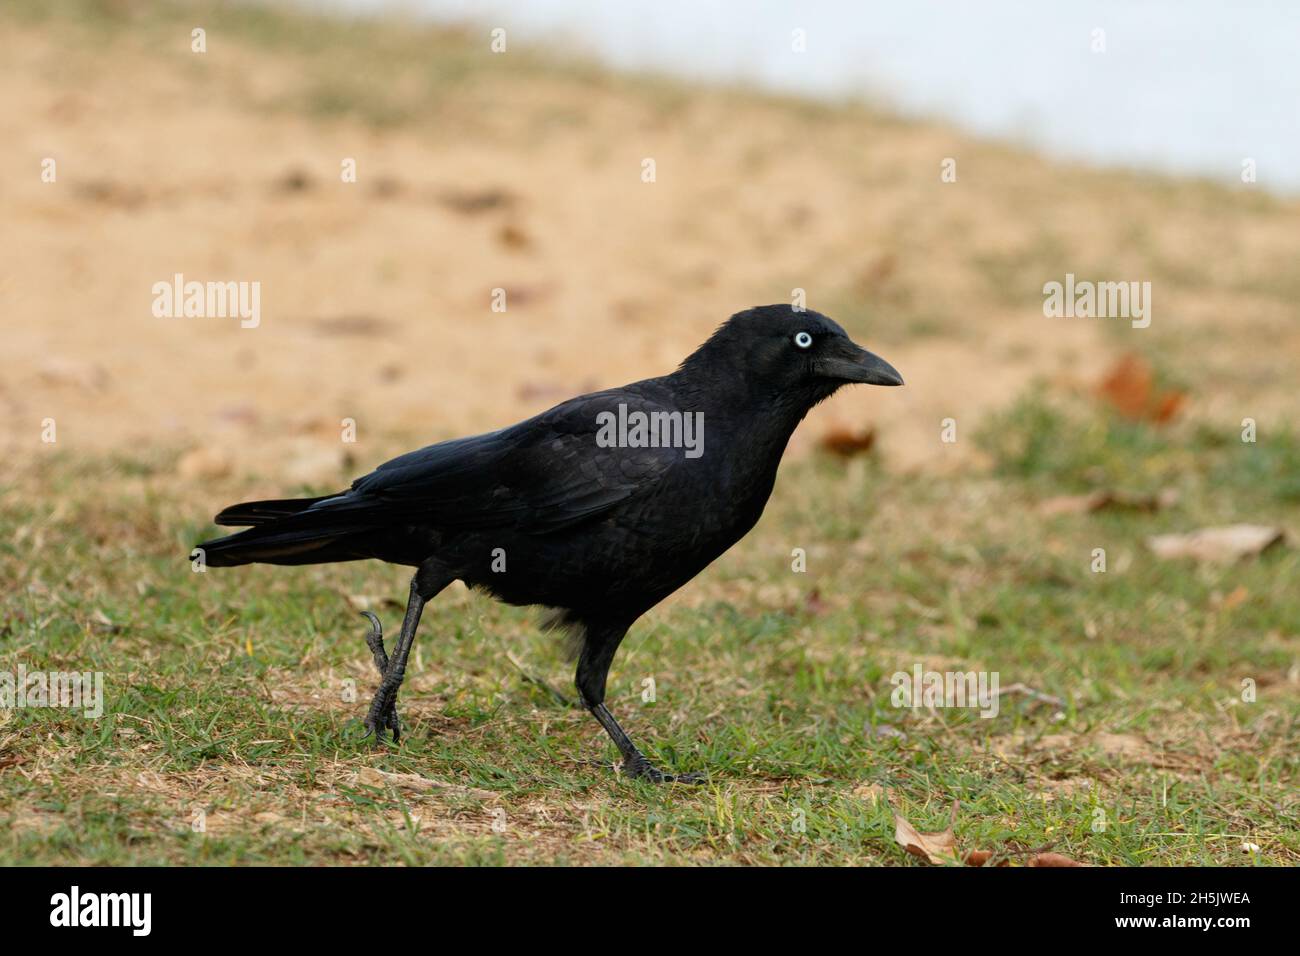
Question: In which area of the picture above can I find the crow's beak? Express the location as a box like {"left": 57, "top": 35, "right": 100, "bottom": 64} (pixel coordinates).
{"left": 817, "top": 342, "right": 904, "bottom": 386}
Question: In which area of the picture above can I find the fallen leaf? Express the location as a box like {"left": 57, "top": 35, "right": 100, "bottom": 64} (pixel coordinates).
{"left": 820, "top": 426, "right": 876, "bottom": 457}
{"left": 963, "top": 849, "right": 1010, "bottom": 867}
{"left": 1095, "top": 353, "right": 1186, "bottom": 424}
{"left": 1028, "top": 852, "right": 1086, "bottom": 867}
{"left": 1039, "top": 488, "right": 1178, "bottom": 516}
{"left": 893, "top": 799, "right": 960, "bottom": 865}
{"left": 1147, "top": 525, "right": 1285, "bottom": 563}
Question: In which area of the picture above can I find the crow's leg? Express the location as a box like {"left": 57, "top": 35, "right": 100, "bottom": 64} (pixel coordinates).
{"left": 576, "top": 628, "right": 705, "bottom": 784}
{"left": 363, "top": 564, "right": 450, "bottom": 744}
{"left": 359, "top": 611, "right": 400, "bottom": 738}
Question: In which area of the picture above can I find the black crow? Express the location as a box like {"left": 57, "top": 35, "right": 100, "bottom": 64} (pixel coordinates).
{"left": 195, "top": 305, "right": 902, "bottom": 782}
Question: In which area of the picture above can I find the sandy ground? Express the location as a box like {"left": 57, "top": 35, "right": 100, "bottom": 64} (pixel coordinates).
{"left": 2, "top": 7, "right": 1297, "bottom": 487}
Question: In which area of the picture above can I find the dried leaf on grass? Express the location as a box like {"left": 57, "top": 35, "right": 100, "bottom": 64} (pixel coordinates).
{"left": 819, "top": 426, "right": 876, "bottom": 457}
{"left": 1096, "top": 354, "right": 1186, "bottom": 424}
{"left": 893, "top": 798, "right": 1089, "bottom": 867}
{"left": 893, "top": 799, "right": 960, "bottom": 864}
{"left": 1147, "top": 525, "right": 1284, "bottom": 563}
{"left": 1039, "top": 488, "right": 1178, "bottom": 516}
{"left": 963, "top": 849, "right": 1008, "bottom": 867}
{"left": 1027, "top": 852, "right": 1086, "bottom": 867}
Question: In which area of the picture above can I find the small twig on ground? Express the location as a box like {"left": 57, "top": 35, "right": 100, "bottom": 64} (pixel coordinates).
{"left": 998, "top": 682, "right": 1066, "bottom": 708}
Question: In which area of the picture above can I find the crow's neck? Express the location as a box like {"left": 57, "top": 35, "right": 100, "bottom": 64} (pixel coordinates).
{"left": 666, "top": 363, "right": 837, "bottom": 459}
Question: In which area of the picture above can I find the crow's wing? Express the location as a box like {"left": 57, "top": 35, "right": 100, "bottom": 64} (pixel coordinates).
{"left": 314, "top": 390, "right": 683, "bottom": 534}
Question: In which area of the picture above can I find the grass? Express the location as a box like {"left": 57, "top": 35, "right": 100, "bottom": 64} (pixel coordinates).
{"left": 2, "top": 393, "right": 1297, "bottom": 865}
{"left": 3, "top": 0, "right": 1296, "bottom": 865}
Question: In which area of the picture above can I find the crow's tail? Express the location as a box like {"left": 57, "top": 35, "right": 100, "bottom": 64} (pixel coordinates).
{"left": 195, "top": 494, "right": 368, "bottom": 567}
{"left": 212, "top": 495, "right": 334, "bottom": 527}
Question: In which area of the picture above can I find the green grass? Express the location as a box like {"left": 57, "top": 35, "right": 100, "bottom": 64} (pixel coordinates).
{"left": 2, "top": 392, "right": 1296, "bottom": 865}
{"left": 3, "top": 0, "right": 1295, "bottom": 866}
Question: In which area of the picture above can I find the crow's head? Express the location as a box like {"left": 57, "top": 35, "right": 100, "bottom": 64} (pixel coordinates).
{"left": 681, "top": 304, "right": 903, "bottom": 406}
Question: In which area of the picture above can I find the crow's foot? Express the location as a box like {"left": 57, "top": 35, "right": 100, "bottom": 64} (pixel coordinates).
{"left": 619, "top": 752, "right": 706, "bottom": 784}
{"left": 360, "top": 611, "right": 401, "bottom": 743}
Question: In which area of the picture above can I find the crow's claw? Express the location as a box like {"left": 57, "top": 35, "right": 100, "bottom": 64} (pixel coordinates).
{"left": 619, "top": 753, "right": 706, "bottom": 785}
{"left": 360, "top": 611, "right": 402, "bottom": 744}
{"left": 363, "top": 704, "right": 401, "bottom": 745}
{"left": 361, "top": 611, "right": 389, "bottom": 674}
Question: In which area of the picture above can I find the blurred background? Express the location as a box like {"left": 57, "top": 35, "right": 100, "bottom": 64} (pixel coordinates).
{"left": 3, "top": 0, "right": 1296, "bottom": 478}
{"left": 345, "top": 0, "right": 1300, "bottom": 190}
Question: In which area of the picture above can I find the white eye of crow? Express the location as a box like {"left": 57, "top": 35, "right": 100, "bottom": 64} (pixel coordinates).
{"left": 793, "top": 331, "right": 813, "bottom": 349}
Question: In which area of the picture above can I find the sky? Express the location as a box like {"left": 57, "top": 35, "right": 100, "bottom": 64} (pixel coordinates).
{"left": 327, "top": 0, "right": 1299, "bottom": 193}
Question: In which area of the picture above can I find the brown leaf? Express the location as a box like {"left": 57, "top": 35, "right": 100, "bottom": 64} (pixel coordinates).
{"left": 1095, "top": 353, "right": 1185, "bottom": 424}
{"left": 1147, "top": 525, "right": 1285, "bottom": 563}
{"left": 1039, "top": 488, "right": 1178, "bottom": 516}
{"left": 1028, "top": 852, "right": 1086, "bottom": 867}
{"left": 893, "top": 800, "right": 960, "bottom": 865}
{"left": 820, "top": 426, "right": 876, "bottom": 457}
{"left": 964, "top": 849, "right": 1010, "bottom": 867}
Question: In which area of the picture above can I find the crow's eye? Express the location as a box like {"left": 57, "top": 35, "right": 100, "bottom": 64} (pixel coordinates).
{"left": 793, "top": 331, "right": 813, "bottom": 349}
